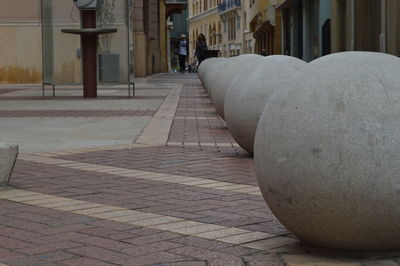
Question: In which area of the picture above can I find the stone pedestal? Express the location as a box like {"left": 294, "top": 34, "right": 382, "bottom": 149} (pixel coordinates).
{"left": 0, "top": 144, "right": 18, "bottom": 185}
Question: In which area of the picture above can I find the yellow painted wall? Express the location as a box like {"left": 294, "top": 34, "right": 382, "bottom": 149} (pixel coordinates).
{"left": 0, "top": 0, "right": 130, "bottom": 84}
{"left": 189, "top": 11, "right": 221, "bottom": 63}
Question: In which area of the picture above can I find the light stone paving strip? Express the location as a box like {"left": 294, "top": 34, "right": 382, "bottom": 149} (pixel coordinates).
{"left": 18, "top": 155, "right": 262, "bottom": 196}
{"left": 20, "top": 143, "right": 148, "bottom": 158}
{"left": 0, "top": 189, "right": 277, "bottom": 250}
{"left": 136, "top": 84, "right": 183, "bottom": 145}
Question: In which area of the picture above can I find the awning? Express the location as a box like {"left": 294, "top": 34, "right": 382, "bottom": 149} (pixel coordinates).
{"left": 276, "top": 0, "right": 300, "bottom": 9}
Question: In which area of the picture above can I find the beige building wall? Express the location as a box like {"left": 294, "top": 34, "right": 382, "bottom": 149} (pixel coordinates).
{"left": 189, "top": 0, "right": 254, "bottom": 62}
{"left": 133, "top": 0, "right": 162, "bottom": 77}
{"left": 0, "top": 0, "right": 159, "bottom": 84}
{"left": 189, "top": 10, "right": 221, "bottom": 63}
{"left": 0, "top": 0, "right": 42, "bottom": 83}
{"left": 160, "top": 0, "right": 168, "bottom": 73}
{"left": 188, "top": 0, "right": 221, "bottom": 63}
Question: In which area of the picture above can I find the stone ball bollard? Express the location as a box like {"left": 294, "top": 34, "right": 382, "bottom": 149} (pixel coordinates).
{"left": 210, "top": 54, "right": 263, "bottom": 119}
{"left": 224, "top": 55, "right": 306, "bottom": 154}
{"left": 203, "top": 58, "right": 228, "bottom": 94}
{"left": 0, "top": 143, "right": 18, "bottom": 185}
{"left": 198, "top": 57, "right": 219, "bottom": 88}
{"left": 254, "top": 52, "right": 400, "bottom": 251}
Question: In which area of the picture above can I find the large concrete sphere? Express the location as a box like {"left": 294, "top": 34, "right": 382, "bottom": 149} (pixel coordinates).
{"left": 198, "top": 57, "right": 219, "bottom": 88}
{"left": 210, "top": 54, "right": 263, "bottom": 119}
{"left": 254, "top": 52, "right": 400, "bottom": 251}
{"left": 203, "top": 58, "right": 227, "bottom": 94}
{"left": 225, "top": 56, "right": 306, "bottom": 154}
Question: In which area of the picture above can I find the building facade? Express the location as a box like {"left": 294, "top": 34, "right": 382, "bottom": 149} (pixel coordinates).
{"left": 187, "top": 0, "right": 284, "bottom": 63}
{"left": 188, "top": 0, "right": 257, "bottom": 63}
{"left": 278, "top": 0, "right": 332, "bottom": 61}
{"left": 189, "top": 0, "right": 400, "bottom": 64}
{"left": 0, "top": 0, "right": 167, "bottom": 84}
{"left": 331, "top": 0, "right": 400, "bottom": 56}
{"left": 248, "top": 0, "right": 283, "bottom": 55}
{"left": 0, "top": 0, "right": 42, "bottom": 83}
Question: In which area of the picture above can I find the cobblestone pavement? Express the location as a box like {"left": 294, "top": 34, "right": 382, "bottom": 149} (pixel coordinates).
{"left": 0, "top": 74, "right": 400, "bottom": 265}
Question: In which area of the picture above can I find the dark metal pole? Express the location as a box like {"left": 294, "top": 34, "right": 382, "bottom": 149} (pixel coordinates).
{"left": 81, "top": 10, "right": 97, "bottom": 98}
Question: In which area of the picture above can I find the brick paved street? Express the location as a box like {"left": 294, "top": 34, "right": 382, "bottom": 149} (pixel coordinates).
{"left": 0, "top": 74, "right": 400, "bottom": 265}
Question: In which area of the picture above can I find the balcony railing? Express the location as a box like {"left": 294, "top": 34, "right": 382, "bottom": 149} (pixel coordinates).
{"left": 218, "top": 0, "right": 241, "bottom": 13}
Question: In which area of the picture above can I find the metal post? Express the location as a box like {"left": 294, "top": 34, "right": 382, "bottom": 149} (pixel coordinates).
{"left": 81, "top": 10, "right": 98, "bottom": 98}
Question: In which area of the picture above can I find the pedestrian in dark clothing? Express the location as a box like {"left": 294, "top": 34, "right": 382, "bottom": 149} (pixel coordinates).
{"left": 177, "top": 34, "right": 188, "bottom": 73}
{"left": 195, "top": 33, "right": 208, "bottom": 65}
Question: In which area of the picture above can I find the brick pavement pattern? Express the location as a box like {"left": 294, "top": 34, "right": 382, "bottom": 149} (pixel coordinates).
{"left": 0, "top": 74, "right": 399, "bottom": 266}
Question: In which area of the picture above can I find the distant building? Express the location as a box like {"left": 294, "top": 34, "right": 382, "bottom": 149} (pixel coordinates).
{"left": 188, "top": 0, "right": 400, "bottom": 64}
{"left": 278, "top": 0, "right": 400, "bottom": 61}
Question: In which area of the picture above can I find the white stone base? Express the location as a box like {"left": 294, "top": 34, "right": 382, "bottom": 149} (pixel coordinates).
{"left": 0, "top": 144, "right": 18, "bottom": 185}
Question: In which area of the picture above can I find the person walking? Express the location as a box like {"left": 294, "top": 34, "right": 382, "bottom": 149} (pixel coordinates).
{"left": 195, "top": 33, "right": 208, "bottom": 65}
{"left": 177, "top": 34, "right": 188, "bottom": 73}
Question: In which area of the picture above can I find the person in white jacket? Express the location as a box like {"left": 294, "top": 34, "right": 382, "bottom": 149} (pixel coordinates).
{"left": 177, "top": 34, "right": 188, "bottom": 73}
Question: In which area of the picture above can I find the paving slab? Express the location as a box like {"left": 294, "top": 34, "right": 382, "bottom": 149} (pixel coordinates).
{"left": 0, "top": 74, "right": 399, "bottom": 265}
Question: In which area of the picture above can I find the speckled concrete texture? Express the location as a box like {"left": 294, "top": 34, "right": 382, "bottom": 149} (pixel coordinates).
{"left": 0, "top": 143, "right": 18, "bottom": 185}
{"left": 210, "top": 55, "right": 263, "bottom": 119}
{"left": 203, "top": 58, "right": 228, "bottom": 94}
{"left": 198, "top": 57, "right": 219, "bottom": 88}
{"left": 254, "top": 52, "right": 400, "bottom": 250}
{"left": 224, "top": 55, "right": 306, "bottom": 154}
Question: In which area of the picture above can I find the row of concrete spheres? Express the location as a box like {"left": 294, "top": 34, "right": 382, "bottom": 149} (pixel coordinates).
{"left": 198, "top": 52, "right": 400, "bottom": 251}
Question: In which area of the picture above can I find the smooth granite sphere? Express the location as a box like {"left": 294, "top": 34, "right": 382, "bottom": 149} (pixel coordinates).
{"left": 210, "top": 54, "right": 263, "bottom": 119}
{"left": 203, "top": 58, "right": 227, "bottom": 94}
{"left": 225, "top": 55, "right": 306, "bottom": 154}
{"left": 198, "top": 57, "right": 219, "bottom": 88}
{"left": 254, "top": 51, "right": 400, "bottom": 251}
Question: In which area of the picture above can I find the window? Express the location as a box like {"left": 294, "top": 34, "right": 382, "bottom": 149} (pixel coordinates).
{"left": 224, "top": 21, "right": 227, "bottom": 33}
{"left": 237, "top": 16, "right": 241, "bottom": 29}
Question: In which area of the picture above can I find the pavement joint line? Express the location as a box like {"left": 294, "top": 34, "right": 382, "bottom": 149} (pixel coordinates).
{"left": 192, "top": 228, "right": 250, "bottom": 239}
{"left": 0, "top": 188, "right": 277, "bottom": 249}
{"left": 214, "top": 184, "right": 254, "bottom": 191}
{"left": 150, "top": 220, "right": 203, "bottom": 230}
{"left": 180, "top": 180, "right": 221, "bottom": 185}
{"left": 135, "top": 83, "right": 183, "bottom": 145}
{"left": 71, "top": 206, "right": 126, "bottom": 215}
{"left": 54, "top": 203, "right": 106, "bottom": 212}
{"left": 173, "top": 117, "right": 220, "bottom": 120}
{"left": 18, "top": 156, "right": 261, "bottom": 196}
{"left": 167, "top": 142, "right": 240, "bottom": 148}
{"left": 5, "top": 193, "right": 55, "bottom": 202}
{"left": 19, "top": 143, "right": 149, "bottom": 158}
{"left": 177, "top": 108, "right": 215, "bottom": 111}
{"left": 109, "top": 213, "right": 163, "bottom": 223}
{"left": 196, "top": 182, "right": 237, "bottom": 188}
{"left": 40, "top": 200, "right": 89, "bottom": 208}
{"left": 216, "top": 231, "right": 277, "bottom": 245}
